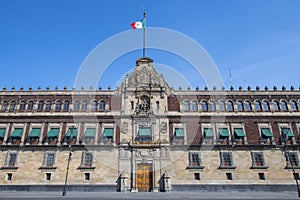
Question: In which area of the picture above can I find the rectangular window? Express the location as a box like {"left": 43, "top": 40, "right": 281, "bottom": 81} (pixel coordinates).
{"left": 40, "top": 152, "right": 56, "bottom": 169}
{"left": 28, "top": 128, "right": 41, "bottom": 144}
{"left": 84, "top": 173, "right": 90, "bottom": 181}
{"left": 103, "top": 128, "right": 114, "bottom": 144}
{"left": 84, "top": 128, "right": 96, "bottom": 144}
{"left": 194, "top": 173, "right": 200, "bottom": 180}
{"left": 251, "top": 152, "right": 266, "bottom": 168}
{"left": 45, "top": 173, "right": 51, "bottom": 181}
{"left": 203, "top": 127, "right": 214, "bottom": 145}
{"left": 220, "top": 152, "right": 235, "bottom": 169}
{"left": 137, "top": 127, "right": 151, "bottom": 143}
{"left": 174, "top": 128, "right": 184, "bottom": 138}
{"left": 233, "top": 128, "right": 246, "bottom": 143}
{"left": 203, "top": 128, "right": 214, "bottom": 138}
{"left": 4, "top": 153, "right": 17, "bottom": 168}
{"left": 130, "top": 101, "right": 134, "bottom": 110}
{"left": 260, "top": 128, "right": 273, "bottom": 143}
{"left": 218, "top": 128, "right": 229, "bottom": 144}
{"left": 226, "top": 173, "right": 233, "bottom": 180}
{"left": 191, "top": 153, "right": 200, "bottom": 166}
{"left": 84, "top": 153, "right": 93, "bottom": 167}
{"left": 156, "top": 101, "right": 159, "bottom": 109}
{"left": 46, "top": 128, "right": 59, "bottom": 144}
{"left": 10, "top": 128, "right": 23, "bottom": 144}
{"left": 46, "top": 153, "right": 55, "bottom": 167}
{"left": 0, "top": 128, "right": 6, "bottom": 140}
{"left": 173, "top": 128, "right": 184, "bottom": 145}
{"left": 281, "top": 127, "right": 294, "bottom": 141}
{"left": 7, "top": 173, "right": 12, "bottom": 181}
{"left": 188, "top": 152, "right": 203, "bottom": 169}
{"left": 294, "top": 173, "right": 300, "bottom": 180}
{"left": 258, "top": 173, "right": 265, "bottom": 180}
{"left": 287, "top": 152, "right": 300, "bottom": 168}
{"left": 65, "top": 127, "right": 78, "bottom": 144}
{"left": 80, "top": 152, "right": 94, "bottom": 168}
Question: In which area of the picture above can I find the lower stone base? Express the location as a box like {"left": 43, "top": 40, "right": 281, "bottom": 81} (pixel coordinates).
{"left": 172, "top": 184, "right": 298, "bottom": 192}
{"left": 0, "top": 184, "right": 297, "bottom": 192}
{"left": 0, "top": 184, "right": 116, "bottom": 192}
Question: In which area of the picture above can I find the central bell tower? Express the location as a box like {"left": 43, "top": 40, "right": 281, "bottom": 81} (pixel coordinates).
{"left": 117, "top": 57, "right": 171, "bottom": 192}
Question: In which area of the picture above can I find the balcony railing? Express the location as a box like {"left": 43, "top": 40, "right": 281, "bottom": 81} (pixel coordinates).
{"left": 129, "top": 139, "right": 161, "bottom": 147}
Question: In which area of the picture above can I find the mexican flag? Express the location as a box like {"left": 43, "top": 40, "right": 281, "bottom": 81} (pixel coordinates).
{"left": 130, "top": 17, "right": 146, "bottom": 29}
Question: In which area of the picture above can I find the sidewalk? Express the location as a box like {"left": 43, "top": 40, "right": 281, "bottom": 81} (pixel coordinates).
{"left": 0, "top": 191, "right": 298, "bottom": 200}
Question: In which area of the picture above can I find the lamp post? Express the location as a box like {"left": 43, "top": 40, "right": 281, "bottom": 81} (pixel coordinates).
{"left": 282, "top": 127, "right": 300, "bottom": 197}
{"left": 62, "top": 126, "right": 73, "bottom": 196}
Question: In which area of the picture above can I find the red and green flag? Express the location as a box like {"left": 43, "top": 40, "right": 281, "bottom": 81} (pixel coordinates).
{"left": 130, "top": 17, "right": 146, "bottom": 29}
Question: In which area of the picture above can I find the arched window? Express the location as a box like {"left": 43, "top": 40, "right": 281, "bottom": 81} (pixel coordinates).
{"left": 219, "top": 100, "right": 225, "bottom": 111}
{"left": 272, "top": 100, "right": 280, "bottom": 111}
{"left": 9, "top": 100, "right": 17, "bottom": 112}
{"left": 27, "top": 100, "right": 34, "bottom": 111}
{"left": 201, "top": 100, "right": 208, "bottom": 111}
{"left": 237, "top": 100, "right": 244, "bottom": 111}
{"left": 280, "top": 100, "right": 288, "bottom": 111}
{"left": 55, "top": 100, "right": 62, "bottom": 112}
{"left": 209, "top": 101, "right": 216, "bottom": 111}
{"left": 81, "top": 100, "right": 88, "bottom": 111}
{"left": 183, "top": 100, "right": 190, "bottom": 111}
{"left": 226, "top": 100, "right": 234, "bottom": 111}
{"left": 254, "top": 100, "right": 262, "bottom": 111}
{"left": 191, "top": 101, "right": 198, "bottom": 111}
{"left": 73, "top": 101, "right": 80, "bottom": 111}
{"left": 262, "top": 100, "right": 270, "bottom": 111}
{"left": 63, "top": 100, "right": 69, "bottom": 112}
{"left": 19, "top": 100, "right": 26, "bottom": 111}
{"left": 37, "top": 100, "right": 44, "bottom": 112}
{"left": 91, "top": 100, "right": 98, "bottom": 111}
{"left": 45, "top": 100, "right": 52, "bottom": 112}
{"left": 1, "top": 101, "right": 8, "bottom": 112}
{"left": 244, "top": 100, "right": 252, "bottom": 111}
{"left": 99, "top": 100, "right": 106, "bottom": 111}
{"left": 290, "top": 100, "right": 298, "bottom": 111}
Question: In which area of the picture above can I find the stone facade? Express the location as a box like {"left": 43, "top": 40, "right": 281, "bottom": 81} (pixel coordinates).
{"left": 0, "top": 57, "right": 299, "bottom": 192}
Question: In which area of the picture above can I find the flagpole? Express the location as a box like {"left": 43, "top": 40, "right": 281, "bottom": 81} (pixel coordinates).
{"left": 143, "top": 11, "right": 146, "bottom": 58}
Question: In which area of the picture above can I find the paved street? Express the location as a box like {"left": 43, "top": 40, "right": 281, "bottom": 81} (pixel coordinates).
{"left": 0, "top": 191, "right": 299, "bottom": 200}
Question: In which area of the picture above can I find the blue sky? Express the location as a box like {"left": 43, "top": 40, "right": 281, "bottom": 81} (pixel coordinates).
{"left": 0, "top": 0, "right": 300, "bottom": 90}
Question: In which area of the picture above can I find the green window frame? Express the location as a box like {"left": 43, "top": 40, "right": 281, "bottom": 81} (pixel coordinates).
{"left": 0, "top": 128, "right": 6, "bottom": 138}
{"left": 203, "top": 128, "right": 214, "bottom": 138}
{"left": 28, "top": 128, "right": 41, "bottom": 138}
{"left": 10, "top": 128, "right": 23, "bottom": 138}
{"left": 85, "top": 128, "right": 95, "bottom": 138}
{"left": 174, "top": 128, "right": 184, "bottom": 137}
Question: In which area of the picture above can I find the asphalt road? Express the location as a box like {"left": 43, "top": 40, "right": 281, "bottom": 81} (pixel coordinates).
{"left": 0, "top": 191, "right": 298, "bottom": 200}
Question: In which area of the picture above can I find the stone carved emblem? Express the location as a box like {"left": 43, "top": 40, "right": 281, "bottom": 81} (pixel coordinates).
{"left": 139, "top": 120, "right": 150, "bottom": 127}
{"left": 121, "top": 122, "right": 128, "bottom": 134}
{"left": 160, "top": 122, "right": 167, "bottom": 134}
{"left": 140, "top": 150, "right": 148, "bottom": 157}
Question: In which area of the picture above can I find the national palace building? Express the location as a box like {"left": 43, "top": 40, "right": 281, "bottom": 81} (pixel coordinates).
{"left": 0, "top": 57, "right": 300, "bottom": 192}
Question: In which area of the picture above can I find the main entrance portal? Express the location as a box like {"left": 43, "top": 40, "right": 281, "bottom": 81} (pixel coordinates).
{"left": 136, "top": 163, "right": 153, "bottom": 192}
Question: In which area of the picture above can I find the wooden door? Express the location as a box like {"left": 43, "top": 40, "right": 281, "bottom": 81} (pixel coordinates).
{"left": 137, "top": 163, "right": 153, "bottom": 192}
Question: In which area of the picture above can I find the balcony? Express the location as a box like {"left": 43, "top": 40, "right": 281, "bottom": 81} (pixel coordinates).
{"left": 129, "top": 139, "right": 161, "bottom": 148}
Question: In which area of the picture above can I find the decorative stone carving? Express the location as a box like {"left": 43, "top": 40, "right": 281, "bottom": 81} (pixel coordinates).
{"left": 160, "top": 122, "right": 167, "bottom": 134}
{"left": 121, "top": 122, "right": 128, "bottom": 134}
{"left": 140, "top": 150, "right": 148, "bottom": 157}
{"left": 139, "top": 120, "right": 151, "bottom": 127}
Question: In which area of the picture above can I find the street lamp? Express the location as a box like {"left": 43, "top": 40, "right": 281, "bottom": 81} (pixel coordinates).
{"left": 282, "top": 127, "right": 300, "bottom": 197}
{"left": 62, "top": 126, "right": 74, "bottom": 196}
